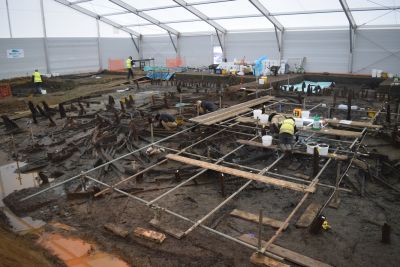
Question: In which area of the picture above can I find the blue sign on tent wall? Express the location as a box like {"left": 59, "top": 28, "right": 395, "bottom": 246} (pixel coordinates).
{"left": 7, "top": 49, "right": 24, "bottom": 59}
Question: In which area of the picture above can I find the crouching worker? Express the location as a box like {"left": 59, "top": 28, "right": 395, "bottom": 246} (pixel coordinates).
{"left": 279, "top": 117, "right": 297, "bottom": 152}
{"left": 196, "top": 100, "right": 217, "bottom": 115}
{"left": 268, "top": 113, "right": 286, "bottom": 136}
{"left": 155, "top": 112, "right": 177, "bottom": 131}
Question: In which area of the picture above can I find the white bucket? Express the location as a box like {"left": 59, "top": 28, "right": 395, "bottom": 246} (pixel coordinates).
{"left": 294, "top": 118, "right": 303, "bottom": 128}
{"left": 262, "top": 135, "right": 273, "bottom": 146}
{"left": 302, "top": 110, "right": 310, "bottom": 119}
{"left": 318, "top": 143, "right": 329, "bottom": 156}
{"left": 351, "top": 105, "right": 358, "bottom": 110}
{"left": 253, "top": 109, "right": 262, "bottom": 119}
{"left": 259, "top": 114, "right": 269, "bottom": 124}
{"left": 338, "top": 104, "right": 348, "bottom": 110}
{"left": 306, "top": 142, "right": 318, "bottom": 154}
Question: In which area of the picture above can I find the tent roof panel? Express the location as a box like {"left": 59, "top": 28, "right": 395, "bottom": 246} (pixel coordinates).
{"left": 276, "top": 12, "right": 349, "bottom": 28}
{"left": 353, "top": 10, "right": 400, "bottom": 26}
{"left": 215, "top": 17, "right": 274, "bottom": 30}
{"left": 122, "top": 0, "right": 177, "bottom": 10}
{"left": 194, "top": 0, "right": 261, "bottom": 17}
{"left": 166, "top": 21, "right": 215, "bottom": 32}
{"left": 107, "top": 13, "right": 149, "bottom": 25}
{"left": 78, "top": 0, "right": 125, "bottom": 14}
{"left": 259, "top": 0, "right": 343, "bottom": 13}
{"left": 128, "top": 25, "right": 168, "bottom": 35}
{"left": 347, "top": 0, "right": 400, "bottom": 8}
{"left": 143, "top": 7, "right": 200, "bottom": 22}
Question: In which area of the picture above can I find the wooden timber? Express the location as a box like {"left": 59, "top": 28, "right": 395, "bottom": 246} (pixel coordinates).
{"left": 250, "top": 252, "right": 290, "bottom": 267}
{"left": 230, "top": 209, "right": 288, "bottom": 230}
{"left": 133, "top": 227, "right": 166, "bottom": 243}
{"left": 236, "top": 139, "right": 348, "bottom": 161}
{"left": 239, "top": 234, "right": 332, "bottom": 267}
{"left": 190, "top": 96, "right": 275, "bottom": 125}
{"left": 325, "top": 119, "right": 382, "bottom": 129}
{"left": 165, "top": 154, "right": 315, "bottom": 193}
{"left": 295, "top": 203, "right": 322, "bottom": 228}
{"left": 301, "top": 127, "right": 362, "bottom": 138}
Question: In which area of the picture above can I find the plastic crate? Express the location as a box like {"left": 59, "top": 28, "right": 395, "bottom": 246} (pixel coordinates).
{"left": 0, "top": 84, "right": 11, "bottom": 98}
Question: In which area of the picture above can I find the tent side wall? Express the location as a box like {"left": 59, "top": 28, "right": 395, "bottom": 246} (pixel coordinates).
{"left": 1, "top": 29, "right": 400, "bottom": 80}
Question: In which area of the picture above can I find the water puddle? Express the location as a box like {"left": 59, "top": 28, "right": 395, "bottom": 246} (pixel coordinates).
{"left": 38, "top": 233, "right": 130, "bottom": 267}
{"left": 0, "top": 161, "right": 39, "bottom": 207}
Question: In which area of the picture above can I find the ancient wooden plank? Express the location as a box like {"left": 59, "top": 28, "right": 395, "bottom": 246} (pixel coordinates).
{"left": 250, "top": 252, "right": 290, "bottom": 267}
{"left": 149, "top": 218, "right": 184, "bottom": 239}
{"left": 165, "top": 154, "right": 314, "bottom": 193}
{"left": 104, "top": 223, "right": 129, "bottom": 238}
{"left": 236, "top": 140, "right": 348, "bottom": 161}
{"left": 240, "top": 234, "right": 332, "bottom": 267}
{"left": 301, "top": 127, "right": 362, "bottom": 138}
{"left": 295, "top": 203, "right": 322, "bottom": 228}
{"left": 230, "top": 209, "right": 288, "bottom": 230}
{"left": 325, "top": 119, "right": 382, "bottom": 129}
{"left": 133, "top": 227, "right": 166, "bottom": 243}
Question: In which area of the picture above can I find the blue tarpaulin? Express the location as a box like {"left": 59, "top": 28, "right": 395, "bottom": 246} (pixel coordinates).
{"left": 146, "top": 71, "right": 175, "bottom": 80}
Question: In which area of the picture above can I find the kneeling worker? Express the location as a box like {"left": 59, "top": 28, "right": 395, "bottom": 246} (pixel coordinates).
{"left": 155, "top": 112, "right": 177, "bottom": 131}
{"left": 196, "top": 100, "right": 217, "bottom": 115}
{"left": 279, "top": 117, "right": 297, "bottom": 152}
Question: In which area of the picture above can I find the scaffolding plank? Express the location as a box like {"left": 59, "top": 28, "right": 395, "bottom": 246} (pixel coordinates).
{"left": 250, "top": 252, "right": 290, "bottom": 267}
{"left": 230, "top": 209, "right": 288, "bottom": 230}
{"left": 295, "top": 203, "right": 322, "bottom": 228}
{"left": 301, "top": 127, "right": 362, "bottom": 138}
{"left": 239, "top": 234, "right": 332, "bottom": 267}
{"left": 325, "top": 119, "right": 382, "bottom": 129}
{"left": 190, "top": 96, "right": 275, "bottom": 125}
{"left": 165, "top": 154, "right": 314, "bottom": 193}
{"left": 237, "top": 140, "right": 348, "bottom": 160}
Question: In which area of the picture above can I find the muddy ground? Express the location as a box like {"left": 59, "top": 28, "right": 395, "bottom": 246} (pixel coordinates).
{"left": 0, "top": 73, "right": 400, "bottom": 267}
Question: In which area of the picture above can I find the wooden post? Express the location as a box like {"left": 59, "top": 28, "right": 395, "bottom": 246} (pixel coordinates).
{"left": 258, "top": 209, "right": 263, "bottom": 251}
{"left": 28, "top": 101, "right": 38, "bottom": 124}
{"left": 329, "top": 161, "right": 342, "bottom": 209}
{"left": 386, "top": 102, "right": 391, "bottom": 124}
{"left": 11, "top": 135, "right": 22, "bottom": 185}
{"left": 346, "top": 90, "right": 352, "bottom": 120}
{"left": 58, "top": 103, "right": 66, "bottom": 118}
{"left": 312, "top": 147, "right": 320, "bottom": 178}
{"left": 220, "top": 173, "right": 225, "bottom": 197}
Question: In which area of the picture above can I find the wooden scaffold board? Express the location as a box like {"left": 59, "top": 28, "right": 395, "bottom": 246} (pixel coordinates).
{"left": 165, "top": 154, "right": 315, "bottom": 193}
{"left": 190, "top": 96, "right": 275, "bottom": 125}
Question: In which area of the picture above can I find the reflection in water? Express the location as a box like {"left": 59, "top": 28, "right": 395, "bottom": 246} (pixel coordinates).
{"left": 0, "top": 162, "right": 38, "bottom": 207}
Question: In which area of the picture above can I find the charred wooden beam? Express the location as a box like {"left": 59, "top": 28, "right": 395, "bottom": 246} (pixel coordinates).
{"left": 78, "top": 102, "right": 86, "bottom": 116}
{"left": 346, "top": 89, "right": 352, "bottom": 120}
{"left": 1, "top": 115, "right": 19, "bottom": 130}
{"left": 120, "top": 101, "right": 125, "bottom": 113}
{"left": 108, "top": 95, "right": 115, "bottom": 107}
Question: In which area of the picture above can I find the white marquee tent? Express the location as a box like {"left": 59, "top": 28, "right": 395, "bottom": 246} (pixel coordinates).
{"left": 1, "top": 0, "right": 399, "bottom": 78}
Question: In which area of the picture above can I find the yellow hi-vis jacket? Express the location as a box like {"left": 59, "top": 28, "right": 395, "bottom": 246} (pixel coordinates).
{"left": 126, "top": 58, "right": 132, "bottom": 68}
{"left": 279, "top": 119, "right": 295, "bottom": 135}
{"left": 33, "top": 71, "right": 42, "bottom": 83}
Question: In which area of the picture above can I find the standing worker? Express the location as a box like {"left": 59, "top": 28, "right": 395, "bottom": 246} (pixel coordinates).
{"left": 32, "top": 69, "right": 43, "bottom": 94}
{"left": 155, "top": 112, "right": 177, "bottom": 131}
{"left": 279, "top": 117, "right": 297, "bottom": 152}
{"left": 126, "top": 56, "right": 134, "bottom": 82}
{"left": 196, "top": 100, "right": 217, "bottom": 115}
